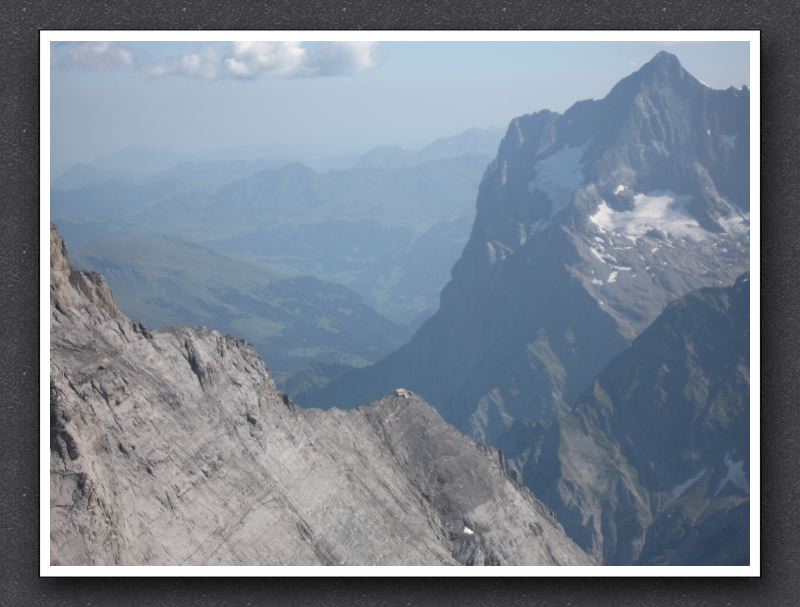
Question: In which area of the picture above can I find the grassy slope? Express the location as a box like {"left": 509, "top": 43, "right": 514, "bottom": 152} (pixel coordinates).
{"left": 71, "top": 234, "right": 411, "bottom": 380}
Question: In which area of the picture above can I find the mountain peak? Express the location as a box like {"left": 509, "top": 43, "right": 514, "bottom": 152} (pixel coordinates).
{"left": 633, "top": 50, "right": 688, "bottom": 84}
{"left": 650, "top": 50, "right": 682, "bottom": 66}
{"left": 598, "top": 50, "right": 707, "bottom": 113}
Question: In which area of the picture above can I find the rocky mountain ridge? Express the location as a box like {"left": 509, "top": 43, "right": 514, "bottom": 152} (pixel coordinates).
{"left": 50, "top": 224, "right": 592, "bottom": 566}
{"left": 306, "top": 52, "right": 749, "bottom": 445}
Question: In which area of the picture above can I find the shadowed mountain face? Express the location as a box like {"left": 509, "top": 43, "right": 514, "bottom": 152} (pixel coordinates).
{"left": 50, "top": 224, "right": 592, "bottom": 567}
{"left": 513, "top": 275, "right": 750, "bottom": 565}
{"left": 306, "top": 52, "right": 749, "bottom": 445}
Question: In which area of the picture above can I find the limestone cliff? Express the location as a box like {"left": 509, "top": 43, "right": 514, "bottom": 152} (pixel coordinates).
{"left": 50, "top": 224, "right": 592, "bottom": 567}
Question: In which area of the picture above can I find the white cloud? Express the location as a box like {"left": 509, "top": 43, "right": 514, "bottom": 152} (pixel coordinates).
{"left": 222, "top": 41, "right": 307, "bottom": 78}
{"left": 51, "top": 42, "right": 136, "bottom": 71}
{"left": 299, "top": 42, "right": 381, "bottom": 77}
{"left": 215, "top": 41, "right": 380, "bottom": 79}
{"left": 146, "top": 46, "right": 223, "bottom": 80}
{"left": 54, "top": 41, "right": 382, "bottom": 80}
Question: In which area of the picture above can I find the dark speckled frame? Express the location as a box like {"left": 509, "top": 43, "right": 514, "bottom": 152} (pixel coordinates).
{"left": 2, "top": 2, "right": 796, "bottom": 605}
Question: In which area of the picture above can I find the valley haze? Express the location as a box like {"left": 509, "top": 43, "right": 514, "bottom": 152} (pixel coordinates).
{"left": 45, "top": 34, "right": 757, "bottom": 574}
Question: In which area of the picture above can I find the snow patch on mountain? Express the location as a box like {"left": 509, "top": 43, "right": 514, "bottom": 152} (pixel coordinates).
{"left": 717, "top": 211, "right": 749, "bottom": 235}
{"left": 590, "top": 190, "right": 706, "bottom": 241}
{"left": 486, "top": 240, "right": 514, "bottom": 265}
{"left": 589, "top": 247, "right": 605, "bottom": 263}
{"left": 671, "top": 467, "right": 708, "bottom": 498}
{"left": 715, "top": 452, "right": 749, "bottom": 496}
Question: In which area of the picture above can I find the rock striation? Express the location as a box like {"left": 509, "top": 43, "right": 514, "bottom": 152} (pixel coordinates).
{"left": 50, "top": 224, "right": 592, "bottom": 567}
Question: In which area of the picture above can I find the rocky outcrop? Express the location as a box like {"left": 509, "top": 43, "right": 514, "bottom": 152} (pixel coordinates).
{"left": 515, "top": 276, "right": 750, "bottom": 564}
{"left": 49, "top": 224, "right": 592, "bottom": 567}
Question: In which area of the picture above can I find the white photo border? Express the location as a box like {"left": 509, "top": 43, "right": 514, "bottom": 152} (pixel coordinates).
{"left": 40, "top": 29, "right": 761, "bottom": 578}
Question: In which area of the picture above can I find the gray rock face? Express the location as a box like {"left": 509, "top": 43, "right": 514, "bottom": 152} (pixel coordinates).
{"left": 307, "top": 52, "right": 749, "bottom": 444}
{"left": 49, "top": 224, "right": 592, "bottom": 567}
{"left": 513, "top": 275, "right": 750, "bottom": 565}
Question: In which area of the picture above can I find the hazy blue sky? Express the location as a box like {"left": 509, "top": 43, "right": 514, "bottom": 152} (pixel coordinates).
{"left": 50, "top": 40, "right": 750, "bottom": 174}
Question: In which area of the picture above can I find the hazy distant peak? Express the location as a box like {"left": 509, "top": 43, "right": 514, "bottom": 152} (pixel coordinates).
{"left": 356, "top": 127, "right": 503, "bottom": 170}
{"left": 419, "top": 126, "right": 504, "bottom": 154}
{"left": 279, "top": 160, "right": 317, "bottom": 174}
{"left": 239, "top": 160, "right": 317, "bottom": 184}
{"left": 91, "top": 145, "right": 193, "bottom": 173}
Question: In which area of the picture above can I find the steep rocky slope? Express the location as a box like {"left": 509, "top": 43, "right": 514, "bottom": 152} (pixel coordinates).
{"left": 49, "top": 224, "right": 591, "bottom": 567}
{"left": 308, "top": 52, "right": 749, "bottom": 445}
{"left": 510, "top": 276, "right": 750, "bottom": 564}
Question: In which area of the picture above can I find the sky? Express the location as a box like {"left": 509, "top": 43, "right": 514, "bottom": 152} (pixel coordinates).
{"left": 50, "top": 40, "right": 750, "bottom": 175}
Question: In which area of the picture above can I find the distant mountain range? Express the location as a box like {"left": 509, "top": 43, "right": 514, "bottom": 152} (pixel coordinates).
{"left": 54, "top": 128, "right": 503, "bottom": 189}
{"left": 52, "top": 143, "right": 349, "bottom": 187}
{"left": 52, "top": 127, "right": 502, "bottom": 326}
{"left": 356, "top": 127, "right": 504, "bottom": 169}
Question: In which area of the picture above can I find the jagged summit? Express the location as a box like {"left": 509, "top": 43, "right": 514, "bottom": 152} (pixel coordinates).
{"left": 51, "top": 223, "right": 121, "bottom": 319}
{"left": 49, "top": 224, "right": 592, "bottom": 566}
{"left": 602, "top": 50, "right": 709, "bottom": 110}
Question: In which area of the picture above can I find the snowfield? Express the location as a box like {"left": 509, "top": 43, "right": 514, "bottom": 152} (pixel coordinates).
{"left": 590, "top": 190, "right": 706, "bottom": 241}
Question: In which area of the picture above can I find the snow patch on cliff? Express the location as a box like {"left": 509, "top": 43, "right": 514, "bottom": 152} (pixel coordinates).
{"left": 590, "top": 191, "right": 705, "bottom": 241}
{"left": 715, "top": 452, "right": 749, "bottom": 495}
{"left": 671, "top": 467, "right": 708, "bottom": 498}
